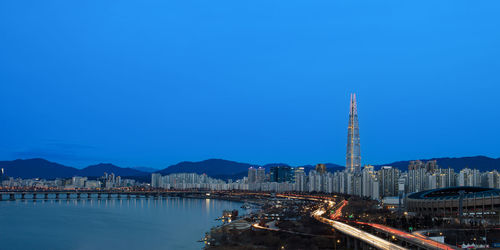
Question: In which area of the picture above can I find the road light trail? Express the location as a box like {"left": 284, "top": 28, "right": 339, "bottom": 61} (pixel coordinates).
{"left": 313, "top": 206, "right": 408, "bottom": 250}
{"left": 354, "top": 221, "right": 456, "bottom": 250}
{"left": 282, "top": 194, "right": 454, "bottom": 250}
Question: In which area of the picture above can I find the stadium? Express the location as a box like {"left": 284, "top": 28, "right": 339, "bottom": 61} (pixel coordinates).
{"left": 406, "top": 187, "right": 500, "bottom": 221}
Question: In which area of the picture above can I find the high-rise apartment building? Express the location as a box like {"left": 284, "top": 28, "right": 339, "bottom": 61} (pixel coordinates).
{"left": 256, "top": 167, "right": 266, "bottom": 183}
{"left": 379, "top": 166, "right": 399, "bottom": 197}
{"left": 362, "top": 165, "right": 379, "bottom": 199}
{"left": 151, "top": 173, "right": 162, "bottom": 188}
{"left": 294, "top": 167, "right": 306, "bottom": 192}
{"left": 248, "top": 167, "right": 257, "bottom": 183}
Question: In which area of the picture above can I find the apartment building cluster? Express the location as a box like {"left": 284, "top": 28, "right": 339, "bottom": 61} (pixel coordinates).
{"left": 150, "top": 161, "right": 500, "bottom": 200}
{"left": 150, "top": 172, "right": 227, "bottom": 190}
{"left": 1, "top": 172, "right": 136, "bottom": 189}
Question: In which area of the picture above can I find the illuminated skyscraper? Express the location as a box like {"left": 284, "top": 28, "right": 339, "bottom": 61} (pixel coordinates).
{"left": 270, "top": 166, "right": 292, "bottom": 183}
{"left": 248, "top": 167, "right": 257, "bottom": 183}
{"left": 256, "top": 167, "right": 266, "bottom": 183}
{"left": 294, "top": 167, "right": 306, "bottom": 192}
{"left": 346, "top": 93, "right": 361, "bottom": 173}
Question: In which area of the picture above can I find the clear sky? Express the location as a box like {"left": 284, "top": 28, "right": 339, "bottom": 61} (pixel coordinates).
{"left": 0, "top": 1, "right": 499, "bottom": 169}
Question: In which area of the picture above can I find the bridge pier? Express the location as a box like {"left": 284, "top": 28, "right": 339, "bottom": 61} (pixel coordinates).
{"left": 127, "top": 193, "right": 131, "bottom": 199}
{"left": 97, "top": 193, "right": 101, "bottom": 199}
{"left": 117, "top": 193, "right": 121, "bottom": 199}
{"left": 55, "top": 193, "right": 59, "bottom": 199}
{"left": 33, "top": 193, "right": 37, "bottom": 200}
{"left": 87, "top": 193, "right": 92, "bottom": 199}
{"left": 10, "top": 193, "right": 15, "bottom": 200}
{"left": 77, "top": 193, "right": 81, "bottom": 199}
{"left": 66, "top": 193, "right": 71, "bottom": 199}
{"left": 44, "top": 193, "right": 48, "bottom": 200}
{"left": 107, "top": 193, "right": 112, "bottom": 199}
{"left": 21, "top": 193, "right": 25, "bottom": 200}
{"left": 0, "top": 194, "right": 2, "bottom": 201}
{"left": 361, "top": 241, "right": 369, "bottom": 250}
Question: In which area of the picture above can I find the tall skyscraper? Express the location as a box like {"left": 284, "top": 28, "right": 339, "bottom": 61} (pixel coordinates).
{"left": 270, "top": 166, "right": 292, "bottom": 183}
{"left": 151, "top": 173, "right": 162, "bottom": 188}
{"left": 379, "top": 166, "right": 399, "bottom": 197}
{"left": 346, "top": 93, "right": 361, "bottom": 173}
{"left": 294, "top": 167, "right": 306, "bottom": 192}
{"left": 256, "top": 167, "right": 266, "bottom": 183}
{"left": 248, "top": 167, "right": 257, "bottom": 183}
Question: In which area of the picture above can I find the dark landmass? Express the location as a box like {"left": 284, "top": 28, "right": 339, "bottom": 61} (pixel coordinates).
{"left": 0, "top": 158, "right": 79, "bottom": 179}
{"left": 131, "top": 166, "right": 158, "bottom": 173}
{"left": 376, "top": 155, "right": 500, "bottom": 172}
{"left": 157, "top": 159, "right": 253, "bottom": 177}
{"left": 0, "top": 156, "right": 498, "bottom": 180}
{"left": 80, "top": 163, "right": 145, "bottom": 177}
{"left": 0, "top": 159, "right": 148, "bottom": 179}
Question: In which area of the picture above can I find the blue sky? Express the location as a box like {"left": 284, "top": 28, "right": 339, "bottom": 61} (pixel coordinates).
{"left": 0, "top": 1, "right": 499, "bottom": 168}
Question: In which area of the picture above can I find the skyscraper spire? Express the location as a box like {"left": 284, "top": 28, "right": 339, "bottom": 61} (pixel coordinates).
{"left": 346, "top": 93, "right": 361, "bottom": 173}
{"left": 349, "top": 93, "right": 357, "bottom": 116}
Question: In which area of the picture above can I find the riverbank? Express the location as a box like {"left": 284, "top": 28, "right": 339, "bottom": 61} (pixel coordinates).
{"left": 204, "top": 195, "right": 344, "bottom": 249}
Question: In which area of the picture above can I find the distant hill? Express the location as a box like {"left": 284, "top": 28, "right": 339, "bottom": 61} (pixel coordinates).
{"left": 261, "top": 163, "right": 291, "bottom": 170}
{"left": 80, "top": 163, "right": 146, "bottom": 177}
{"left": 297, "top": 163, "right": 345, "bottom": 174}
{"left": 157, "top": 159, "right": 253, "bottom": 176}
{"left": 377, "top": 156, "right": 500, "bottom": 172}
{"left": 0, "top": 158, "right": 78, "bottom": 179}
{"left": 0, "top": 159, "right": 148, "bottom": 179}
{"left": 131, "top": 167, "right": 158, "bottom": 173}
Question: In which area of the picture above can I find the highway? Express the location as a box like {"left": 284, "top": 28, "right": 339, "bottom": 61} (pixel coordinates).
{"left": 313, "top": 207, "right": 408, "bottom": 250}
{"left": 313, "top": 199, "right": 456, "bottom": 250}
{"left": 355, "top": 221, "right": 456, "bottom": 250}
{"left": 252, "top": 222, "right": 335, "bottom": 238}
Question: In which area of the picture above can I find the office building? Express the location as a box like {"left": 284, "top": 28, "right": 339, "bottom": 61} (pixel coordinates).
{"left": 270, "top": 166, "right": 292, "bottom": 183}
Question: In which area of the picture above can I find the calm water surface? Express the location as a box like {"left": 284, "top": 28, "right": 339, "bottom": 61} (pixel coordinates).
{"left": 0, "top": 197, "right": 244, "bottom": 250}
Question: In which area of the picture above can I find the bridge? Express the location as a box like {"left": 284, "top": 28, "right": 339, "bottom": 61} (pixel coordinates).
{"left": 0, "top": 190, "right": 212, "bottom": 201}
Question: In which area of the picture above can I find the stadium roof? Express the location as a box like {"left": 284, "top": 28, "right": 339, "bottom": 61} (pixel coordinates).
{"left": 408, "top": 187, "right": 500, "bottom": 200}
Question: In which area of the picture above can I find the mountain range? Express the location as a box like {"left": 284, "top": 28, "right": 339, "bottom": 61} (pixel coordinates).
{"left": 0, "top": 156, "right": 498, "bottom": 180}
{"left": 0, "top": 159, "right": 145, "bottom": 179}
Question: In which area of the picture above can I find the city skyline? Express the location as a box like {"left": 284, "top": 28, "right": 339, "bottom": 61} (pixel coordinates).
{"left": 1, "top": 1, "right": 499, "bottom": 249}
{"left": 2, "top": 95, "right": 498, "bottom": 197}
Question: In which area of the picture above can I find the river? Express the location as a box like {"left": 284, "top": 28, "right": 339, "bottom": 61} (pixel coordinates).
{"left": 0, "top": 197, "right": 244, "bottom": 250}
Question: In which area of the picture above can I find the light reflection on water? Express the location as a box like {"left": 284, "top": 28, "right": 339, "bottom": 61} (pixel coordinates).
{"left": 0, "top": 197, "right": 244, "bottom": 250}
